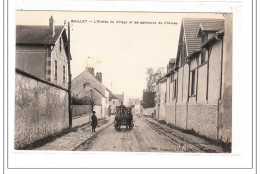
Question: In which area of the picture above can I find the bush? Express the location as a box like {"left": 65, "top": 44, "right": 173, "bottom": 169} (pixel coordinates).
{"left": 72, "top": 96, "right": 94, "bottom": 105}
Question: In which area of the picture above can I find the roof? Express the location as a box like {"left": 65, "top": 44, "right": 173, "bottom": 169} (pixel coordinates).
{"left": 106, "top": 88, "right": 118, "bottom": 101}
{"left": 157, "top": 75, "right": 167, "bottom": 84}
{"left": 183, "top": 18, "right": 224, "bottom": 56}
{"left": 200, "top": 29, "right": 225, "bottom": 48}
{"left": 72, "top": 69, "right": 108, "bottom": 97}
{"left": 77, "top": 85, "right": 105, "bottom": 98}
{"left": 16, "top": 25, "right": 65, "bottom": 46}
{"left": 198, "top": 20, "right": 224, "bottom": 36}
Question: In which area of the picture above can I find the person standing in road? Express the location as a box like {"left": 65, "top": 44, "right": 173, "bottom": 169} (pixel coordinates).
{"left": 91, "top": 111, "right": 98, "bottom": 132}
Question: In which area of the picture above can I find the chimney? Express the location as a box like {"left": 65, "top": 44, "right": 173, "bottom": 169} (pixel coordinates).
{"left": 49, "top": 16, "right": 55, "bottom": 36}
{"left": 86, "top": 67, "right": 95, "bottom": 76}
{"left": 96, "top": 72, "right": 102, "bottom": 83}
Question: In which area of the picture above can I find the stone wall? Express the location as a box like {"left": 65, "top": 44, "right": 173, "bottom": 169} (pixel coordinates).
{"left": 187, "top": 104, "right": 218, "bottom": 140}
{"left": 15, "top": 69, "right": 69, "bottom": 149}
{"left": 165, "top": 104, "right": 175, "bottom": 125}
{"left": 175, "top": 104, "right": 187, "bottom": 129}
{"left": 219, "top": 14, "right": 232, "bottom": 143}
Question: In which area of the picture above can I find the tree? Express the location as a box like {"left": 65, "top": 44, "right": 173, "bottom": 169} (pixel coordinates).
{"left": 145, "top": 67, "right": 166, "bottom": 92}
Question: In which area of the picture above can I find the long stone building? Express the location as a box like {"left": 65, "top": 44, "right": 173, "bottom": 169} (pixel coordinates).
{"left": 156, "top": 15, "right": 232, "bottom": 143}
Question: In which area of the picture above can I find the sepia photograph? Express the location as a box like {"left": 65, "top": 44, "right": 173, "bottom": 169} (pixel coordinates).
{"left": 14, "top": 11, "right": 233, "bottom": 153}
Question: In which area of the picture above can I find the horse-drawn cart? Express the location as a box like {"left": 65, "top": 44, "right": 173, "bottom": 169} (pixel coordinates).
{"left": 114, "top": 106, "right": 134, "bottom": 130}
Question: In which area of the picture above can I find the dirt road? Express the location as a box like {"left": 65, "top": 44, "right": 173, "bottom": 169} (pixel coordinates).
{"left": 75, "top": 115, "right": 226, "bottom": 153}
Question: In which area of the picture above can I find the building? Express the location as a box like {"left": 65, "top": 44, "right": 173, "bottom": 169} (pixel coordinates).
{"left": 114, "top": 93, "right": 124, "bottom": 104}
{"left": 16, "top": 16, "right": 70, "bottom": 88}
{"left": 157, "top": 17, "right": 232, "bottom": 143}
{"left": 155, "top": 75, "right": 167, "bottom": 120}
{"left": 15, "top": 16, "right": 71, "bottom": 149}
{"left": 107, "top": 90, "right": 119, "bottom": 114}
{"left": 71, "top": 67, "right": 110, "bottom": 118}
{"left": 128, "top": 98, "right": 141, "bottom": 114}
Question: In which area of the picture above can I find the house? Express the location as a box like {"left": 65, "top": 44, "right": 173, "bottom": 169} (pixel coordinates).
{"left": 71, "top": 67, "right": 110, "bottom": 118}
{"left": 155, "top": 75, "right": 167, "bottom": 120}
{"left": 16, "top": 16, "right": 70, "bottom": 88}
{"left": 15, "top": 16, "right": 71, "bottom": 149}
{"left": 108, "top": 93, "right": 124, "bottom": 114}
{"left": 157, "top": 17, "right": 232, "bottom": 143}
{"left": 128, "top": 98, "right": 142, "bottom": 114}
{"left": 107, "top": 90, "right": 119, "bottom": 114}
{"left": 128, "top": 98, "right": 140, "bottom": 106}
{"left": 114, "top": 93, "right": 124, "bottom": 104}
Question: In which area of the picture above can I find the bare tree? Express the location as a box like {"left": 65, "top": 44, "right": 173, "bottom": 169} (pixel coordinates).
{"left": 145, "top": 67, "right": 166, "bottom": 92}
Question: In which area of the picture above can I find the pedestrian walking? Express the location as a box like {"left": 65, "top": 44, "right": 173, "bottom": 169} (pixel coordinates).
{"left": 91, "top": 111, "right": 98, "bottom": 132}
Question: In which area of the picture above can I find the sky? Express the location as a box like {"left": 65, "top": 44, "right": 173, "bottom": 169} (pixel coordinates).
{"left": 16, "top": 11, "right": 224, "bottom": 100}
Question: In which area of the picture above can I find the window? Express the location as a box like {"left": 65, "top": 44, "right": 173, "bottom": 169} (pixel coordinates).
{"left": 201, "top": 33, "right": 208, "bottom": 64}
{"left": 190, "top": 70, "right": 196, "bottom": 96}
{"left": 59, "top": 38, "right": 62, "bottom": 52}
{"left": 54, "top": 61, "right": 57, "bottom": 80}
{"left": 170, "top": 74, "right": 174, "bottom": 82}
{"left": 87, "top": 91, "right": 92, "bottom": 98}
{"left": 47, "top": 61, "right": 51, "bottom": 66}
{"left": 63, "top": 66, "right": 65, "bottom": 83}
{"left": 202, "top": 33, "right": 208, "bottom": 43}
{"left": 201, "top": 48, "right": 206, "bottom": 64}
{"left": 173, "top": 80, "right": 176, "bottom": 99}
{"left": 48, "top": 70, "right": 51, "bottom": 75}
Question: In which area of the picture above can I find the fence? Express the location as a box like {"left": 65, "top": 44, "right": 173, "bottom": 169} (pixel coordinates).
{"left": 72, "top": 105, "right": 92, "bottom": 118}
{"left": 15, "top": 68, "right": 69, "bottom": 149}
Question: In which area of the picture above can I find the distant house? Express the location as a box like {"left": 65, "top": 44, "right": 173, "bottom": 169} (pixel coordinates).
{"left": 16, "top": 16, "right": 70, "bottom": 88}
{"left": 114, "top": 93, "right": 124, "bottom": 103}
{"left": 155, "top": 72, "right": 168, "bottom": 121}
{"left": 156, "top": 17, "right": 232, "bottom": 143}
{"left": 128, "top": 98, "right": 140, "bottom": 106}
{"left": 71, "top": 67, "right": 110, "bottom": 118}
{"left": 107, "top": 90, "right": 119, "bottom": 114}
{"left": 108, "top": 93, "right": 124, "bottom": 114}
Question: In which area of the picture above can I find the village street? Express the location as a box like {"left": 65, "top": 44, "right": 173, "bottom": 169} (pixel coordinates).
{"left": 73, "top": 115, "right": 226, "bottom": 153}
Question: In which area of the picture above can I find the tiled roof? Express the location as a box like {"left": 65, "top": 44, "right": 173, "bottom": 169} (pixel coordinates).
{"left": 199, "top": 21, "right": 224, "bottom": 32}
{"left": 106, "top": 88, "right": 118, "bottom": 100}
{"left": 183, "top": 18, "right": 224, "bottom": 56}
{"left": 200, "top": 29, "right": 225, "bottom": 48}
{"left": 72, "top": 69, "right": 107, "bottom": 97}
{"left": 16, "top": 25, "right": 64, "bottom": 45}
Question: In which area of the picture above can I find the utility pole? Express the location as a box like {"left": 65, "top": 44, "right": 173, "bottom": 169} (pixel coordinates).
{"left": 67, "top": 21, "right": 72, "bottom": 129}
